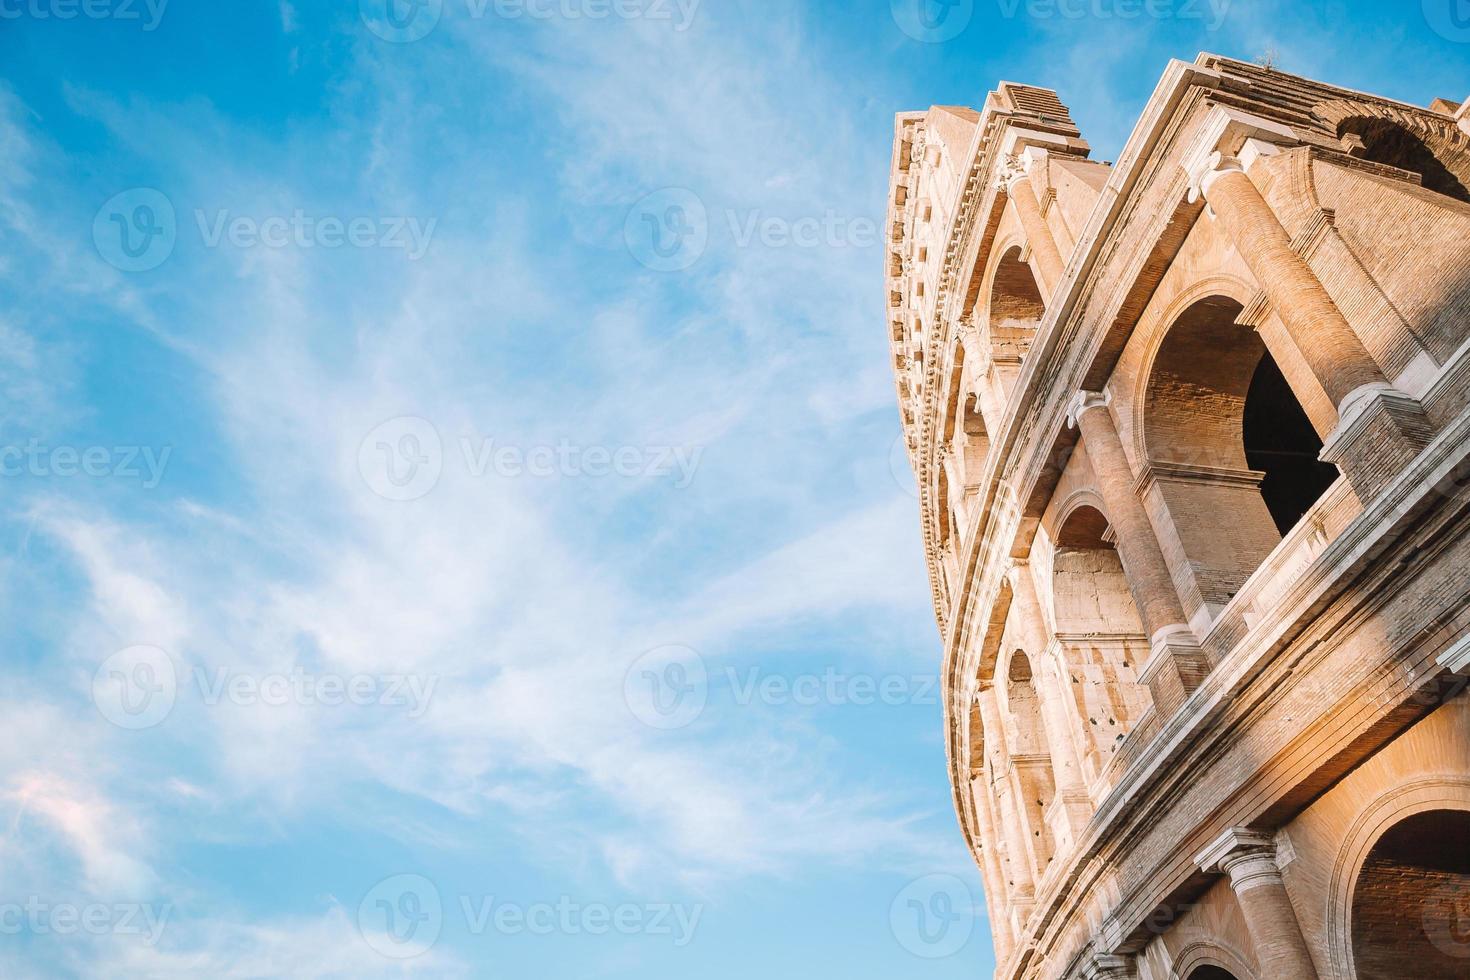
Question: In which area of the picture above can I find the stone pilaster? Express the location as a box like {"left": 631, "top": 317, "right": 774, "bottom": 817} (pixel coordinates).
{"left": 1068, "top": 391, "right": 1208, "bottom": 718}
{"left": 1196, "top": 829, "right": 1321, "bottom": 980}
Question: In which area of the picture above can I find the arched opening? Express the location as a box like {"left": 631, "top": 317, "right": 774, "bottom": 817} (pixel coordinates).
{"left": 1144, "top": 296, "right": 1338, "bottom": 620}
{"left": 1186, "top": 968, "right": 1241, "bottom": 980}
{"left": 1351, "top": 808, "right": 1470, "bottom": 979}
{"left": 1050, "top": 505, "right": 1150, "bottom": 781}
{"left": 940, "top": 344, "right": 990, "bottom": 546}
{"left": 989, "top": 246, "right": 1045, "bottom": 333}
{"left": 1342, "top": 118, "right": 1470, "bottom": 204}
{"left": 985, "top": 245, "right": 1045, "bottom": 397}
{"left": 1003, "top": 651, "right": 1056, "bottom": 874}
{"left": 1243, "top": 351, "right": 1340, "bottom": 535}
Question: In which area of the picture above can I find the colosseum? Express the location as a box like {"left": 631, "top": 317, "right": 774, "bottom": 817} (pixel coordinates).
{"left": 885, "top": 54, "right": 1470, "bottom": 980}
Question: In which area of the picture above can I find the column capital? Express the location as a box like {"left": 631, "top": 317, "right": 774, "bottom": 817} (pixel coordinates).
{"left": 1066, "top": 390, "right": 1111, "bottom": 430}
{"left": 1186, "top": 150, "right": 1245, "bottom": 204}
{"left": 1180, "top": 104, "right": 1298, "bottom": 201}
{"left": 996, "top": 153, "right": 1030, "bottom": 194}
{"left": 1080, "top": 953, "right": 1136, "bottom": 980}
{"left": 1196, "top": 828, "right": 1282, "bottom": 888}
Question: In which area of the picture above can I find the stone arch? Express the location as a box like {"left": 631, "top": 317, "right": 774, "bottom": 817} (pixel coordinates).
{"left": 1140, "top": 294, "right": 1340, "bottom": 619}
{"left": 1001, "top": 648, "right": 1057, "bottom": 875}
{"left": 1171, "top": 940, "right": 1257, "bottom": 980}
{"left": 1048, "top": 502, "right": 1149, "bottom": 782}
{"left": 1051, "top": 502, "right": 1142, "bottom": 637}
{"left": 981, "top": 240, "right": 1046, "bottom": 399}
{"left": 1351, "top": 807, "right": 1470, "bottom": 979}
{"left": 1325, "top": 777, "right": 1470, "bottom": 977}
{"left": 1313, "top": 99, "right": 1470, "bottom": 204}
{"left": 936, "top": 340, "right": 990, "bottom": 544}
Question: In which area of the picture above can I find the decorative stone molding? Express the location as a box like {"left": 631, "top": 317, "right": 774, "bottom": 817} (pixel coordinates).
{"left": 1196, "top": 828, "right": 1283, "bottom": 893}
{"left": 1181, "top": 104, "right": 1299, "bottom": 202}
{"left": 1079, "top": 952, "right": 1135, "bottom": 980}
{"left": 1065, "top": 389, "right": 1111, "bottom": 429}
{"left": 1437, "top": 633, "right": 1470, "bottom": 674}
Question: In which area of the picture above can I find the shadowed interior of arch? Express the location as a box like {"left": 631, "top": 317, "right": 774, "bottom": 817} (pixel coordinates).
{"left": 1351, "top": 807, "right": 1470, "bottom": 980}
{"left": 1185, "top": 967, "right": 1240, "bottom": 980}
{"left": 1145, "top": 295, "right": 1341, "bottom": 613}
{"left": 1342, "top": 118, "right": 1470, "bottom": 204}
{"left": 989, "top": 245, "right": 1045, "bottom": 334}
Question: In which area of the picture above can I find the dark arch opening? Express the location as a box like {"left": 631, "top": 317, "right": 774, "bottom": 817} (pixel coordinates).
{"left": 1352, "top": 808, "right": 1470, "bottom": 980}
{"left": 989, "top": 245, "right": 1045, "bottom": 332}
{"left": 1243, "top": 351, "right": 1341, "bottom": 535}
{"left": 1186, "top": 968, "right": 1240, "bottom": 980}
{"left": 1343, "top": 118, "right": 1470, "bottom": 203}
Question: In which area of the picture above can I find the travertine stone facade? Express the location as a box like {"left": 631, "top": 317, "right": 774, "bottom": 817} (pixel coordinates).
{"left": 887, "top": 56, "right": 1470, "bottom": 980}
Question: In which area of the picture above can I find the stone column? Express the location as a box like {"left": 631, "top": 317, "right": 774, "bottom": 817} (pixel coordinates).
{"left": 1190, "top": 152, "right": 1432, "bottom": 499}
{"left": 1008, "top": 562, "right": 1093, "bottom": 849}
{"left": 1068, "top": 392, "right": 1209, "bottom": 718}
{"left": 1196, "top": 829, "right": 1320, "bottom": 980}
{"left": 999, "top": 157, "right": 1067, "bottom": 296}
{"left": 976, "top": 684, "right": 1037, "bottom": 905}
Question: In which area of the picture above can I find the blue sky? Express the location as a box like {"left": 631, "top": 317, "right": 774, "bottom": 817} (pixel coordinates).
{"left": 0, "top": 1, "right": 1465, "bottom": 977}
